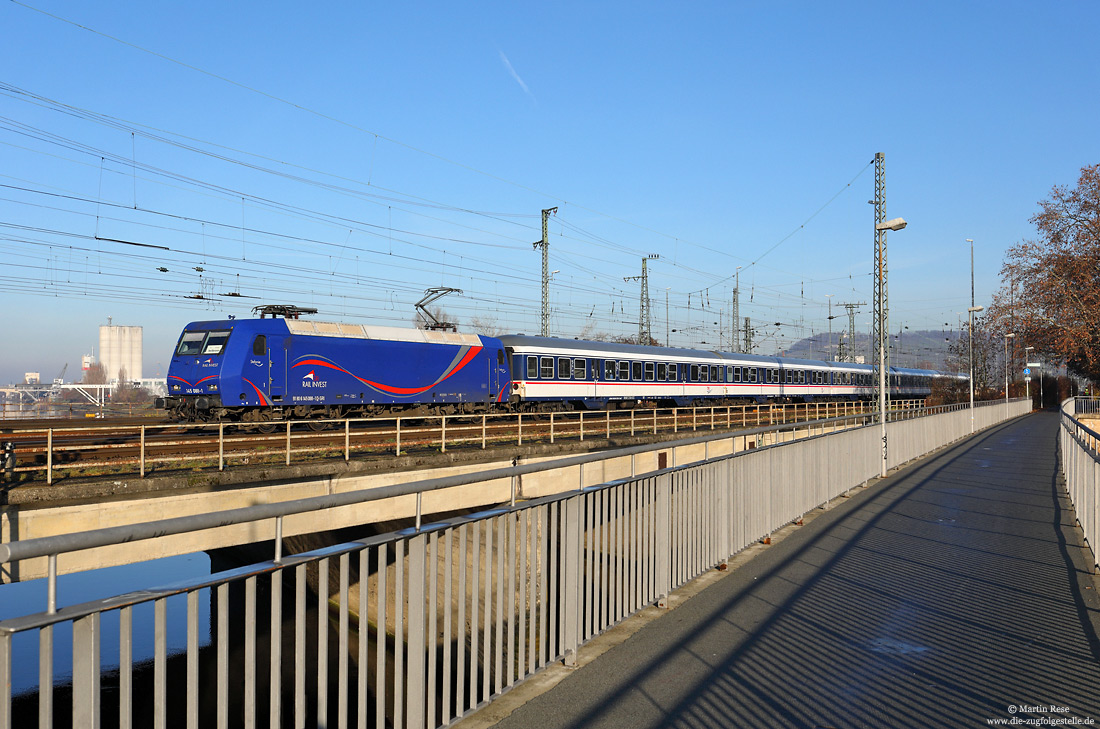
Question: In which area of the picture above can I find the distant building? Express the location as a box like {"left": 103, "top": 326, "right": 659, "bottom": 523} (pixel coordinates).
{"left": 99, "top": 325, "right": 142, "bottom": 383}
{"left": 81, "top": 354, "right": 95, "bottom": 372}
{"left": 24, "top": 372, "right": 40, "bottom": 385}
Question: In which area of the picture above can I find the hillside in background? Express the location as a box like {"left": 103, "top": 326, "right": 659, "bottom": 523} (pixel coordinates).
{"left": 776, "top": 329, "right": 963, "bottom": 371}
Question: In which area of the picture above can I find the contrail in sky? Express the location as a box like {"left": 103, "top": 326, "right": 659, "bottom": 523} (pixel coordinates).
{"left": 499, "top": 51, "right": 534, "bottom": 100}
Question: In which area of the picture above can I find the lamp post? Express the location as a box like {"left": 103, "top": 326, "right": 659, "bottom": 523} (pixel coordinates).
{"left": 874, "top": 215, "right": 907, "bottom": 477}
{"left": 966, "top": 239, "right": 975, "bottom": 308}
{"left": 1004, "top": 332, "right": 1015, "bottom": 404}
{"left": 968, "top": 305, "right": 984, "bottom": 433}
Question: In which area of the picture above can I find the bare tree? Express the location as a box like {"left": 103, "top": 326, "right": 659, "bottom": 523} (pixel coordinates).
{"left": 987, "top": 163, "right": 1100, "bottom": 381}
{"left": 468, "top": 315, "right": 507, "bottom": 337}
{"left": 82, "top": 362, "right": 106, "bottom": 385}
{"left": 413, "top": 305, "right": 455, "bottom": 331}
{"left": 944, "top": 316, "right": 998, "bottom": 398}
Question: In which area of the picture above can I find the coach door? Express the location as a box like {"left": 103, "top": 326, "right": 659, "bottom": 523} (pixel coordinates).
{"left": 249, "top": 334, "right": 285, "bottom": 404}
{"left": 489, "top": 348, "right": 508, "bottom": 402}
{"left": 268, "top": 336, "right": 287, "bottom": 402}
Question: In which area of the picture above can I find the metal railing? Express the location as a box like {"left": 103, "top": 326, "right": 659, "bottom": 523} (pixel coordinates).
{"left": 0, "top": 399, "right": 1028, "bottom": 729}
{"left": 1059, "top": 397, "right": 1100, "bottom": 571}
{"left": 2, "top": 400, "right": 932, "bottom": 485}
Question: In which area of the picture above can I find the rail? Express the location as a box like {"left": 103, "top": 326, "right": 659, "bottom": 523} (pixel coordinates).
{"left": 1, "top": 400, "right": 931, "bottom": 485}
{"left": 0, "top": 398, "right": 1029, "bottom": 729}
{"left": 1059, "top": 397, "right": 1100, "bottom": 572}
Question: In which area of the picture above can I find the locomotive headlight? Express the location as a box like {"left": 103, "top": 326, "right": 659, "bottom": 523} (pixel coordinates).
{"left": 209, "top": 383, "right": 218, "bottom": 391}
{"left": 172, "top": 384, "right": 181, "bottom": 392}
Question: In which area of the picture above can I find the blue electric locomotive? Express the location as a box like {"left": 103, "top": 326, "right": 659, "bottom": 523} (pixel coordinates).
{"left": 159, "top": 308, "right": 510, "bottom": 423}
{"left": 160, "top": 307, "right": 961, "bottom": 422}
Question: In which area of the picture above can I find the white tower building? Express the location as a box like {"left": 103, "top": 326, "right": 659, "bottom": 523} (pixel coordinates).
{"left": 99, "top": 324, "right": 143, "bottom": 383}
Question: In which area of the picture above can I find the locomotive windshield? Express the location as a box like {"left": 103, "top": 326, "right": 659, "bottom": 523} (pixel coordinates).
{"left": 176, "top": 329, "right": 232, "bottom": 356}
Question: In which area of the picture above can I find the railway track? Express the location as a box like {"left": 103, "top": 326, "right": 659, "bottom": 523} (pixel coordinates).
{"left": 0, "top": 400, "right": 925, "bottom": 484}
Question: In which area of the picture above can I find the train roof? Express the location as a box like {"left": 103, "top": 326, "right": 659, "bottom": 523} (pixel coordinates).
{"left": 284, "top": 319, "right": 483, "bottom": 346}
{"left": 498, "top": 335, "right": 956, "bottom": 376}
{"left": 180, "top": 317, "right": 483, "bottom": 346}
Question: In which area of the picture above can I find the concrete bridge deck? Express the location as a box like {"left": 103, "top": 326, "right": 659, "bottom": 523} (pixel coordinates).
{"left": 484, "top": 412, "right": 1100, "bottom": 728}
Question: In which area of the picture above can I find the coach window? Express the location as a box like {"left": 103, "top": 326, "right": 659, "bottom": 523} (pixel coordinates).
{"left": 785, "top": 370, "right": 793, "bottom": 384}
{"left": 527, "top": 356, "right": 538, "bottom": 378}
{"left": 689, "top": 364, "right": 699, "bottom": 382}
{"left": 558, "top": 358, "right": 572, "bottom": 379}
{"left": 201, "top": 330, "right": 231, "bottom": 355}
{"left": 540, "top": 357, "right": 554, "bottom": 379}
{"left": 604, "top": 360, "right": 616, "bottom": 380}
{"left": 618, "top": 361, "right": 630, "bottom": 381}
{"left": 574, "top": 358, "right": 586, "bottom": 379}
{"left": 733, "top": 366, "right": 741, "bottom": 383}
{"left": 657, "top": 363, "right": 667, "bottom": 381}
{"left": 644, "top": 362, "right": 654, "bottom": 381}
{"left": 177, "top": 331, "right": 206, "bottom": 356}
{"left": 251, "top": 334, "right": 266, "bottom": 357}
{"left": 668, "top": 363, "right": 678, "bottom": 381}
{"left": 632, "top": 361, "right": 643, "bottom": 381}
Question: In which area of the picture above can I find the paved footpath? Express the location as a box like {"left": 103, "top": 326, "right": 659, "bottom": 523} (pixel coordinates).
{"left": 492, "top": 412, "right": 1100, "bottom": 728}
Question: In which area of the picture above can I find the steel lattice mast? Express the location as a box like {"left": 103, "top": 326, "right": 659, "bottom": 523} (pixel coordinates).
{"left": 625, "top": 255, "right": 659, "bottom": 344}
{"left": 840, "top": 301, "right": 866, "bottom": 362}
{"left": 533, "top": 207, "right": 557, "bottom": 336}
{"left": 872, "top": 152, "right": 888, "bottom": 417}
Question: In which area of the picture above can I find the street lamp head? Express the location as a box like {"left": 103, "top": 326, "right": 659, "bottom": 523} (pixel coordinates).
{"left": 966, "top": 238, "right": 973, "bottom": 243}
{"left": 1006, "top": 332, "right": 1016, "bottom": 339}
{"left": 875, "top": 217, "right": 907, "bottom": 231}
{"left": 968, "top": 305, "right": 984, "bottom": 313}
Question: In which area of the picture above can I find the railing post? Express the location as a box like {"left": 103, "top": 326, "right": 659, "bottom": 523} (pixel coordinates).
{"left": 441, "top": 416, "right": 447, "bottom": 453}
{"left": 285, "top": 421, "right": 291, "bottom": 466}
{"left": 140, "top": 425, "right": 146, "bottom": 478}
{"left": 396, "top": 417, "right": 402, "bottom": 456}
{"left": 218, "top": 422, "right": 224, "bottom": 471}
{"left": 653, "top": 408, "right": 657, "bottom": 435}
{"left": 518, "top": 413, "right": 523, "bottom": 445}
{"left": 344, "top": 419, "right": 350, "bottom": 461}
{"left": 46, "top": 428, "right": 53, "bottom": 485}
{"left": 73, "top": 613, "right": 102, "bottom": 728}
{"left": 580, "top": 411, "right": 584, "bottom": 441}
{"left": 561, "top": 495, "right": 582, "bottom": 666}
{"left": 482, "top": 415, "right": 487, "bottom": 449}
{"left": 407, "top": 533, "right": 427, "bottom": 729}
{"left": 606, "top": 411, "right": 610, "bottom": 439}
{"left": 630, "top": 410, "right": 635, "bottom": 437}
{"left": 1, "top": 632, "right": 10, "bottom": 729}
{"left": 655, "top": 473, "right": 672, "bottom": 608}
{"left": 673, "top": 407, "right": 678, "bottom": 433}
{"left": 550, "top": 413, "right": 555, "bottom": 444}
{"left": 274, "top": 515, "right": 283, "bottom": 563}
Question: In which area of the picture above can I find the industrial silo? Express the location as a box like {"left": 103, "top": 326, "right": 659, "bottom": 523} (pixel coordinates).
{"left": 99, "top": 324, "right": 143, "bottom": 384}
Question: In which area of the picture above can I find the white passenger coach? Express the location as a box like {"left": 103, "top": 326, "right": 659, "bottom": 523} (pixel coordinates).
{"left": 499, "top": 335, "right": 948, "bottom": 410}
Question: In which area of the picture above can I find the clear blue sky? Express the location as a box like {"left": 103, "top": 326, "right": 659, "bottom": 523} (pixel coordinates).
{"left": 1, "top": 0, "right": 1097, "bottom": 383}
